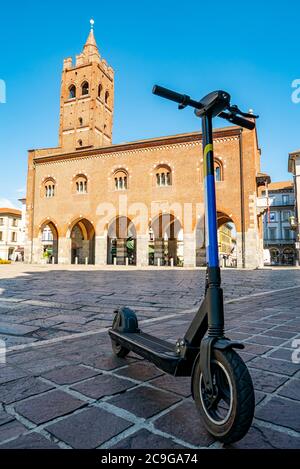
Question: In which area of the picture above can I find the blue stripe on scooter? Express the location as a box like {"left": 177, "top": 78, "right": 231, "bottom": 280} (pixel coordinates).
{"left": 205, "top": 174, "right": 219, "bottom": 267}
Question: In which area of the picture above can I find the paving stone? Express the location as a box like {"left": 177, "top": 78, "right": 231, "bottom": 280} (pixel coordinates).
{"left": 249, "top": 368, "right": 288, "bottom": 393}
{"left": 0, "top": 432, "right": 60, "bottom": 449}
{"left": 150, "top": 374, "right": 191, "bottom": 397}
{"left": 0, "top": 419, "right": 28, "bottom": 443}
{"left": 277, "top": 379, "right": 300, "bottom": 400}
{"left": 0, "top": 410, "right": 14, "bottom": 426}
{"left": 111, "top": 428, "right": 186, "bottom": 449}
{"left": 83, "top": 354, "right": 138, "bottom": 370}
{"left": 22, "top": 357, "right": 72, "bottom": 374}
{"left": 242, "top": 343, "right": 272, "bottom": 355}
{"left": 256, "top": 396, "right": 300, "bottom": 432}
{"left": 115, "top": 362, "right": 163, "bottom": 382}
{"left": 109, "top": 386, "right": 181, "bottom": 418}
{"left": 154, "top": 400, "right": 214, "bottom": 446}
{"left": 46, "top": 407, "right": 132, "bottom": 448}
{"left": 254, "top": 390, "right": 266, "bottom": 405}
{"left": 262, "top": 330, "right": 296, "bottom": 339}
{"left": 229, "top": 424, "right": 300, "bottom": 449}
{"left": 71, "top": 374, "right": 136, "bottom": 399}
{"left": 42, "top": 364, "right": 101, "bottom": 385}
{"left": 0, "top": 322, "right": 39, "bottom": 336}
{"left": 245, "top": 335, "right": 286, "bottom": 347}
{"left": 269, "top": 348, "right": 294, "bottom": 361}
{"left": 13, "top": 389, "right": 86, "bottom": 424}
{"left": 0, "top": 366, "right": 29, "bottom": 385}
{"left": 249, "top": 357, "right": 299, "bottom": 376}
{"left": 0, "top": 376, "right": 54, "bottom": 404}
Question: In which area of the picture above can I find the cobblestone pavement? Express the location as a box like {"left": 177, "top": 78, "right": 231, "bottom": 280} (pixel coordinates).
{"left": 0, "top": 264, "right": 299, "bottom": 448}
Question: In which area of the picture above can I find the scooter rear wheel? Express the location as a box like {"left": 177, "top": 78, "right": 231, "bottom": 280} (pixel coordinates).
{"left": 193, "top": 348, "right": 254, "bottom": 444}
{"left": 111, "top": 339, "right": 130, "bottom": 358}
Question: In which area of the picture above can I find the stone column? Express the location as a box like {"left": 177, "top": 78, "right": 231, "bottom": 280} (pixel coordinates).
{"left": 136, "top": 234, "right": 149, "bottom": 267}
{"left": 168, "top": 238, "right": 177, "bottom": 265}
{"left": 236, "top": 232, "right": 243, "bottom": 268}
{"left": 58, "top": 237, "right": 72, "bottom": 264}
{"left": 154, "top": 238, "right": 164, "bottom": 265}
{"left": 116, "top": 238, "right": 126, "bottom": 265}
{"left": 244, "top": 229, "right": 261, "bottom": 269}
{"left": 183, "top": 232, "right": 196, "bottom": 267}
{"left": 95, "top": 236, "right": 107, "bottom": 265}
{"left": 24, "top": 240, "right": 33, "bottom": 263}
{"left": 31, "top": 237, "right": 43, "bottom": 264}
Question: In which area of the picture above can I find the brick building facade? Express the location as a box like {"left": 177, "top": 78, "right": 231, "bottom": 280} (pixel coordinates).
{"left": 25, "top": 24, "right": 267, "bottom": 268}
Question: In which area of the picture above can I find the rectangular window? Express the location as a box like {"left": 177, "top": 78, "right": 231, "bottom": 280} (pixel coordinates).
{"left": 0, "top": 218, "right": 3, "bottom": 226}
{"left": 282, "top": 211, "right": 290, "bottom": 222}
{"left": 269, "top": 228, "right": 276, "bottom": 240}
{"left": 283, "top": 228, "right": 290, "bottom": 240}
{"left": 269, "top": 212, "right": 276, "bottom": 222}
{"left": 282, "top": 195, "right": 289, "bottom": 205}
{"left": 0, "top": 231, "right": 2, "bottom": 241}
{"left": 12, "top": 218, "right": 18, "bottom": 227}
{"left": 11, "top": 232, "right": 17, "bottom": 242}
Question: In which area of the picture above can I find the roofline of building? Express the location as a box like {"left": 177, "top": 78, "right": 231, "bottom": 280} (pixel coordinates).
{"left": 0, "top": 208, "right": 22, "bottom": 216}
{"left": 267, "top": 180, "right": 294, "bottom": 192}
{"left": 30, "top": 126, "right": 243, "bottom": 164}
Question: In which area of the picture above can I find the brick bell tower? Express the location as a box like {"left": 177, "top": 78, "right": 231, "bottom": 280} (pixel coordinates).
{"left": 59, "top": 19, "right": 114, "bottom": 151}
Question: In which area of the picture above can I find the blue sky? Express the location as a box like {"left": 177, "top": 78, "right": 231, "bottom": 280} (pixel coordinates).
{"left": 0, "top": 0, "right": 299, "bottom": 207}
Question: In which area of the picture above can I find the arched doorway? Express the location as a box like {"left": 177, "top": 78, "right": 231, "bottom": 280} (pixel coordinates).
{"left": 270, "top": 248, "right": 280, "bottom": 265}
{"left": 282, "top": 247, "right": 295, "bottom": 266}
{"left": 217, "top": 212, "right": 237, "bottom": 268}
{"left": 150, "top": 214, "right": 183, "bottom": 266}
{"left": 195, "top": 211, "right": 237, "bottom": 267}
{"left": 40, "top": 221, "right": 58, "bottom": 264}
{"left": 107, "top": 216, "right": 136, "bottom": 265}
{"left": 70, "top": 219, "right": 95, "bottom": 264}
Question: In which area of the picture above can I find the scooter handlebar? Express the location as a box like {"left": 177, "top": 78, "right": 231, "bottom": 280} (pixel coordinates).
{"left": 219, "top": 112, "right": 256, "bottom": 130}
{"left": 152, "top": 85, "right": 187, "bottom": 105}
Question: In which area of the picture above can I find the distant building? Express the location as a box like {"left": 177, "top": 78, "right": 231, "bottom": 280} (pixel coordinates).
{"left": 218, "top": 223, "right": 237, "bottom": 267}
{"left": 0, "top": 208, "right": 23, "bottom": 260}
{"left": 288, "top": 150, "right": 300, "bottom": 266}
{"left": 262, "top": 181, "right": 296, "bottom": 265}
{"left": 25, "top": 22, "right": 268, "bottom": 269}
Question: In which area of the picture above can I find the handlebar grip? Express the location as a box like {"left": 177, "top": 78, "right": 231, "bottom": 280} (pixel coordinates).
{"left": 152, "top": 85, "right": 186, "bottom": 105}
{"left": 220, "top": 112, "right": 256, "bottom": 130}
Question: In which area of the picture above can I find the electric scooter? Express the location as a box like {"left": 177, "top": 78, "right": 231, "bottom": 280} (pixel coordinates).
{"left": 109, "top": 85, "right": 257, "bottom": 444}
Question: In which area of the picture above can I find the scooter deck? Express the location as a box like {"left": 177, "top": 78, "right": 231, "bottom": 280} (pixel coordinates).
{"left": 109, "top": 329, "right": 183, "bottom": 375}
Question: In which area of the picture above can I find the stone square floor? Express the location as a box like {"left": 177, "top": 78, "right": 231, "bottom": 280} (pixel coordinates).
{"left": 0, "top": 263, "right": 299, "bottom": 449}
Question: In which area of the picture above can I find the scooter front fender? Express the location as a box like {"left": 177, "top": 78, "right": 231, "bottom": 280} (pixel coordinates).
{"left": 190, "top": 338, "right": 244, "bottom": 398}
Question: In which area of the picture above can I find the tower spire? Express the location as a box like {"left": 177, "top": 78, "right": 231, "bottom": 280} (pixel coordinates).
{"left": 83, "top": 18, "right": 99, "bottom": 57}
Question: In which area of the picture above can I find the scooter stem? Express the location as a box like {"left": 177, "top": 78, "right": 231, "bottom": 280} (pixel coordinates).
{"left": 202, "top": 114, "right": 224, "bottom": 337}
{"left": 202, "top": 114, "right": 219, "bottom": 270}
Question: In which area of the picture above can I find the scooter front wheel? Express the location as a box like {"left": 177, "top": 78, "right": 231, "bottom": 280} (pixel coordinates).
{"left": 193, "top": 348, "right": 254, "bottom": 444}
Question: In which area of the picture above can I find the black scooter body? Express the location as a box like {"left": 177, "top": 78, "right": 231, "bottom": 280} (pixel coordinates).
{"left": 108, "top": 85, "right": 256, "bottom": 444}
{"left": 109, "top": 299, "right": 208, "bottom": 377}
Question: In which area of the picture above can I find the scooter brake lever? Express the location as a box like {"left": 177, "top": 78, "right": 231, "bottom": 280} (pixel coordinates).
{"left": 229, "top": 104, "right": 259, "bottom": 119}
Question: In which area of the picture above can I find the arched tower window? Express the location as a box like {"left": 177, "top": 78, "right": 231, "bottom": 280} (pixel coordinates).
{"left": 81, "top": 81, "right": 89, "bottom": 96}
{"left": 68, "top": 85, "right": 76, "bottom": 99}
{"left": 44, "top": 178, "right": 56, "bottom": 198}
{"left": 114, "top": 169, "right": 128, "bottom": 190}
{"left": 105, "top": 90, "right": 109, "bottom": 104}
{"left": 74, "top": 174, "right": 88, "bottom": 194}
{"left": 155, "top": 165, "right": 172, "bottom": 187}
{"left": 214, "top": 160, "right": 223, "bottom": 182}
{"left": 98, "top": 84, "right": 102, "bottom": 98}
